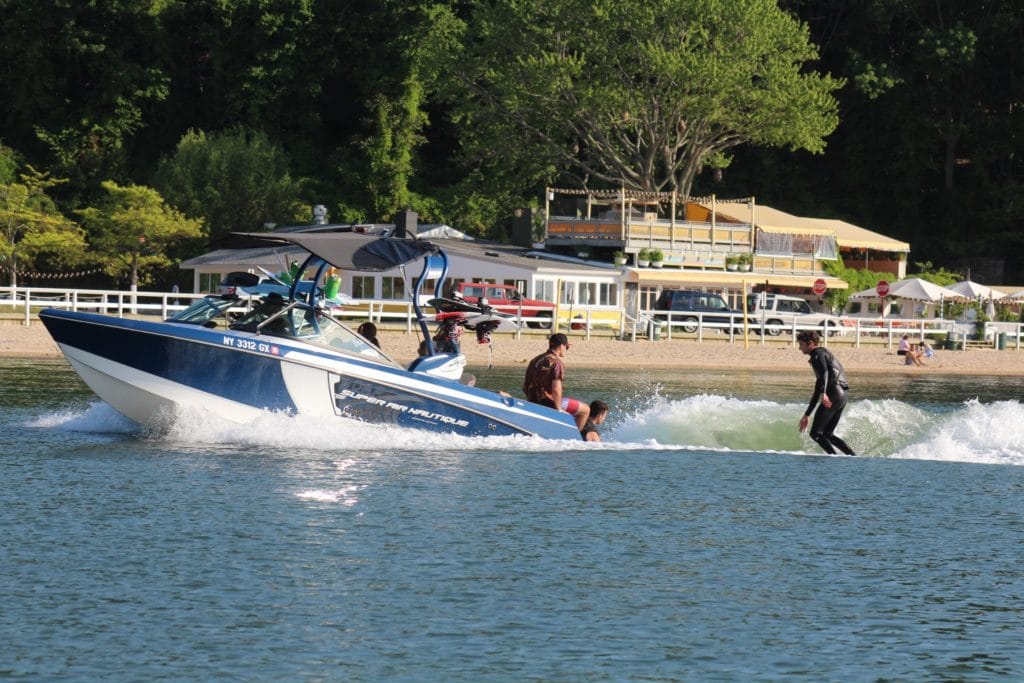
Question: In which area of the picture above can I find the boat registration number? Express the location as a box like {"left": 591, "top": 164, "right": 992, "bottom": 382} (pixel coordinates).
{"left": 222, "top": 336, "right": 280, "bottom": 355}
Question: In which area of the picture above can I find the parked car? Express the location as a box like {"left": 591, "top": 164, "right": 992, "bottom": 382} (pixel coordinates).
{"left": 745, "top": 293, "right": 843, "bottom": 335}
{"left": 653, "top": 289, "right": 742, "bottom": 333}
{"left": 454, "top": 282, "right": 557, "bottom": 329}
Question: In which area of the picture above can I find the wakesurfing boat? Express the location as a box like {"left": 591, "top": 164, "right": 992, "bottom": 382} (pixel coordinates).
{"left": 39, "top": 228, "right": 582, "bottom": 439}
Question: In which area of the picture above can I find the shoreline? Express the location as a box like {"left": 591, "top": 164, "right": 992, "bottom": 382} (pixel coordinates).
{"left": 5, "top": 320, "right": 1023, "bottom": 377}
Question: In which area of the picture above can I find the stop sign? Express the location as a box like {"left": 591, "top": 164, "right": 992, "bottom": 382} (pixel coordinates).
{"left": 812, "top": 278, "right": 827, "bottom": 295}
{"left": 876, "top": 280, "right": 890, "bottom": 297}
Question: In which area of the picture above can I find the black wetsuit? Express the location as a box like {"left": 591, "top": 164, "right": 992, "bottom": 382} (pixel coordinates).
{"left": 805, "top": 347, "right": 856, "bottom": 455}
{"left": 580, "top": 418, "right": 599, "bottom": 441}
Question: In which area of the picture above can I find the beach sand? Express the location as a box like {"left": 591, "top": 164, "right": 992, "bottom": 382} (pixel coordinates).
{"left": 4, "top": 319, "right": 1022, "bottom": 377}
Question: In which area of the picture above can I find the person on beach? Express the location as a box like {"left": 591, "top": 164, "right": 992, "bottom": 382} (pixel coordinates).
{"left": 797, "top": 330, "right": 856, "bottom": 455}
{"left": 897, "top": 334, "right": 910, "bottom": 357}
{"left": 523, "top": 333, "right": 590, "bottom": 431}
{"left": 581, "top": 399, "right": 609, "bottom": 442}
{"left": 904, "top": 343, "right": 925, "bottom": 366}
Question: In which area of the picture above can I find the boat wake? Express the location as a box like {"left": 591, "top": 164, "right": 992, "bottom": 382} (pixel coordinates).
{"left": 606, "top": 393, "right": 1024, "bottom": 466}
{"left": 27, "top": 395, "right": 1024, "bottom": 466}
{"left": 28, "top": 401, "right": 138, "bottom": 434}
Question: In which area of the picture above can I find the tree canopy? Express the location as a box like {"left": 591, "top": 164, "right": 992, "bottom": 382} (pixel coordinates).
{"left": 0, "top": 0, "right": 1021, "bottom": 281}
{"left": 77, "top": 181, "right": 203, "bottom": 289}
{"left": 152, "top": 127, "right": 308, "bottom": 242}
{"left": 0, "top": 166, "right": 86, "bottom": 287}
{"left": 425, "top": 0, "right": 842, "bottom": 195}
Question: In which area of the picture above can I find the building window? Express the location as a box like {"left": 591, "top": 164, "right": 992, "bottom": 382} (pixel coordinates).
{"left": 382, "top": 276, "right": 405, "bottom": 300}
{"left": 558, "top": 281, "right": 618, "bottom": 306}
{"left": 352, "top": 276, "right": 375, "bottom": 299}
{"left": 534, "top": 280, "right": 556, "bottom": 303}
{"left": 640, "top": 286, "right": 659, "bottom": 311}
{"left": 560, "top": 281, "right": 575, "bottom": 305}
{"left": 579, "top": 282, "right": 595, "bottom": 305}
{"left": 598, "top": 282, "right": 618, "bottom": 306}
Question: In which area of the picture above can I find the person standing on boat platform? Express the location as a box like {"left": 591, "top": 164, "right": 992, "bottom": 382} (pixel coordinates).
{"left": 797, "top": 330, "right": 856, "bottom": 455}
{"left": 523, "top": 333, "right": 590, "bottom": 431}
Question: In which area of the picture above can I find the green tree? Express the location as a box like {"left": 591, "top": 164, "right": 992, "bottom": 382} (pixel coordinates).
{"left": 822, "top": 260, "right": 894, "bottom": 314}
{"left": 0, "top": 166, "right": 86, "bottom": 287}
{"left": 151, "top": 0, "right": 330, "bottom": 169}
{"left": 0, "top": 0, "right": 168, "bottom": 191}
{"left": 0, "top": 144, "right": 18, "bottom": 184}
{"left": 910, "top": 261, "right": 960, "bottom": 286}
{"left": 152, "top": 127, "right": 307, "bottom": 242}
{"left": 764, "top": 0, "right": 1024, "bottom": 278}
{"left": 362, "top": 73, "right": 430, "bottom": 221}
{"left": 77, "top": 181, "right": 203, "bottom": 290}
{"left": 425, "top": 0, "right": 842, "bottom": 195}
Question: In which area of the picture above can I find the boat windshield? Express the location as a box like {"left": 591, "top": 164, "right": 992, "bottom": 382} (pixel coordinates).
{"left": 166, "top": 295, "right": 240, "bottom": 326}
{"left": 230, "top": 298, "right": 395, "bottom": 365}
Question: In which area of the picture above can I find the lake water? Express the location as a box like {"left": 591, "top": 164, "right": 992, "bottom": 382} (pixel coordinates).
{"left": 3, "top": 358, "right": 1024, "bottom": 680}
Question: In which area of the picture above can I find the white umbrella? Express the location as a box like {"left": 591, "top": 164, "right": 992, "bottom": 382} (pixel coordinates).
{"left": 849, "top": 277, "right": 966, "bottom": 303}
{"left": 1002, "top": 289, "right": 1024, "bottom": 303}
{"left": 948, "top": 280, "right": 1005, "bottom": 300}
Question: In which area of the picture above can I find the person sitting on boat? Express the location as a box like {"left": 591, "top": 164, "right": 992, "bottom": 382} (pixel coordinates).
{"left": 357, "top": 321, "right": 380, "bottom": 348}
{"left": 581, "top": 399, "right": 609, "bottom": 442}
{"left": 523, "top": 333, "right": 590, "bottom": 431}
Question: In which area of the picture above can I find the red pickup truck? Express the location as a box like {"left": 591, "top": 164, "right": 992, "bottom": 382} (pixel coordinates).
{"left": 455, "top": 282, "right": 556, "bottom": 329}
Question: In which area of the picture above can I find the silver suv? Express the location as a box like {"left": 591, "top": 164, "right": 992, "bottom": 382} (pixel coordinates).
{"left": 746, "top": 293, "right": 842, "bottom": 336}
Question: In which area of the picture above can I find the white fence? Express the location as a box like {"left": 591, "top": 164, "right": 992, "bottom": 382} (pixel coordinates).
{"left": 0, "top": 286, "right": 603, "bottom": 340}
{"left": 634, "top": 310, "right": 1023, "bottom": 350}
{"left": 4, "top": 285, "right": 1021, "bottom": 349}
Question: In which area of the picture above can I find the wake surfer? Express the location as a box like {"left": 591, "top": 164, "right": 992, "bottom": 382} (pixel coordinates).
{"left": 797, "top": 330, "right": 856, "bottom": 455}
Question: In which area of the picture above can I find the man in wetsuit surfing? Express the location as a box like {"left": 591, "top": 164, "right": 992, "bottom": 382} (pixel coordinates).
{"left": 797, "top": 330, "right": 856, "bottom": 455}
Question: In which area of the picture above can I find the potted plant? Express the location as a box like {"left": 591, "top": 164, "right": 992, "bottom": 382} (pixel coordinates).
{"left": 613, "top": 250, "right": 627, "bottom": 266}
{"left": 637, "top": 248, "right": 652, "bottom": 267}
{"left": 725, "top": 255, "right": 739, "bottom": 271}
{"left": 651, "top": 249, "right": 664, "bottom": 268}
{"left": 737, "top": 253, "right": 752, "bottom": 272}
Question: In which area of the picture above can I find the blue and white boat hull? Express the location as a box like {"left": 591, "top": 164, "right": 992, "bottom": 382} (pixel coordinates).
{"left": 40, "top": 308, "right": 580, "bottom": 440}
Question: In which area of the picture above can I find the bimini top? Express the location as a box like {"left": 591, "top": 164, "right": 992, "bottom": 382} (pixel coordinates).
{"left": 231, "top": 229, "right": 439, "bottom": 272}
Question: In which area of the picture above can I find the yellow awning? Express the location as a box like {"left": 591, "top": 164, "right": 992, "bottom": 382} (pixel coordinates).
{"left": 819, "top": 219, "right": 910, "bottom": 251}
{"left": 692, "top": 201, "right": 910, "bottom": 252}
{"left": 627, "top": 269, "right": 848, "bottom": 290}
{"left": 756, "top": 224, "right": 835, "bottom": 236}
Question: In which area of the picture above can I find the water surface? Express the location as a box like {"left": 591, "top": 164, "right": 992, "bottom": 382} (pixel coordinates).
{"left": 2, "top": 359, "right": 1023, "bottom": 680}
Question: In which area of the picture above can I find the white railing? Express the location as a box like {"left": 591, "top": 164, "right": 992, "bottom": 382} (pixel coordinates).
{"left": 0, "top": 285, "right": 613, "bottom": 338}
{"left": 4, "top": 285, "right": 1019, "bottom": 349}
{"left": 648, "top": 310, "right": 1023, "bottom": 350}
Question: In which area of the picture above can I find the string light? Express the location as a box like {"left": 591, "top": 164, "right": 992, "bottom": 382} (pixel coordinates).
{"left": 548, "top": 187, "right": 753, "bottom": 205}
{"left": 14, "top": 267, "right": 105, "bottom": 279}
